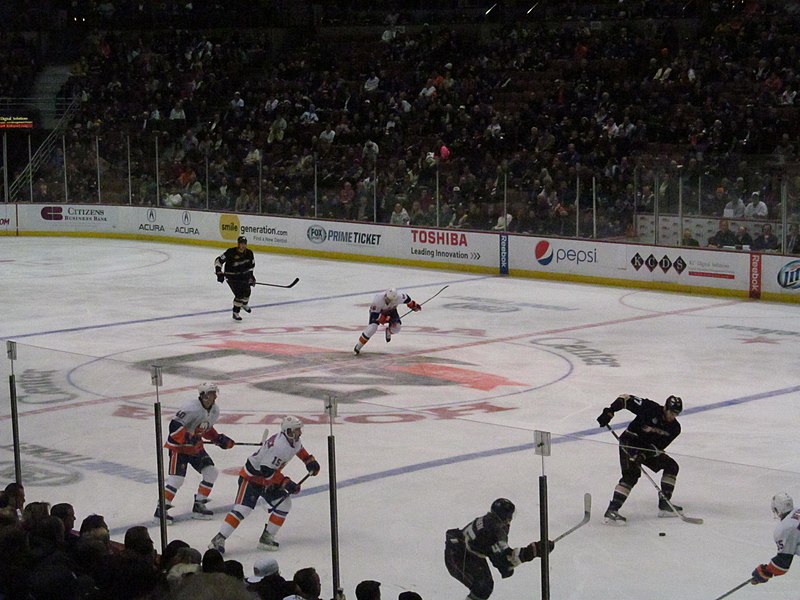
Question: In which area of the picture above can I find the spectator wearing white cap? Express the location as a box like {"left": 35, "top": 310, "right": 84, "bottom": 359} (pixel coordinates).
{"left": 246, "top": 556, "right": 295, "bottom": 600}
{"left": 744, "top": 192, "right": 768, "bottom": 219}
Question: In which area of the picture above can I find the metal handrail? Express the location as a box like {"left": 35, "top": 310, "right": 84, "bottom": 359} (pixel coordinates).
{"left": 8, "top": 97, "right": 79, "bottom": 202}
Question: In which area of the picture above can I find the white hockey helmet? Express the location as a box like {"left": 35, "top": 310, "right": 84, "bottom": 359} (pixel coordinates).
{"left": 772, "top": 492, "right": 794, "bottom": 519}
{"left": 384, "top": 288, "right": 399, "bottom": 304}
{"left": 198, "top": 382, "right": 219, "bottom": 397}
{"left": 281, "top": 415, "right": 303, "bottom": 441}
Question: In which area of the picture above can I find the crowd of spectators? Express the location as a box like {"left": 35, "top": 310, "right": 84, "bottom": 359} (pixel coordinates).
{"left": 4, "top": 1, "right": 800, "bottom": 247}
{"left": 0, "top": 481, "right": 424, "bottom": 600}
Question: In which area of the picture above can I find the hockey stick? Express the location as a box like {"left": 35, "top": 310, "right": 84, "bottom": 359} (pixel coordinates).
{"left": 254, "top": 277, "right": 300, "bottom": 289}
{"left": 235, "top": 428, "right": 272, "bottom": 446}
{"left": 607, "top": 426, "right": 703, "bottom": 524}
{"left": 221, "top": 273, "right": 300, "bottom": 288}
{"left": 711, "top": 578, "right": 752, "bottom": 600}
{"left": 399, "top": 285, "right": 449, "bottom": 318}
{"left": 554, "top": 493, "right": 591, "bottom": 542}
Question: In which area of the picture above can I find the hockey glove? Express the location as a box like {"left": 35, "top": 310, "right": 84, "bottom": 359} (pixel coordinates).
{"left": 377, "top": 313, "right": 390, "bottom": 324}
{"left": 751, "top": 565, "right": 773, "bottom": 584}
{"left": 499, "top": 565, "right": 514, "bottom": 579}
{"left": 596, "top": 408, "right": 614, "bottom": 427}
{"left": 215, "top": 434, "right": 235, "bottom": 449}
{"left": 216, "top": 271, "right": 225, "bottom": 283}
{"left": 518, "top": 543, "right": 536, "bottom": 563}
{"left": 534, "top": 539, "right": 555, "bottom": 556}
{"left": 306, "top": 459, "right": 321, "bottom": 475}
{"left": 407, "top": 300, "right": 421, "bottom": 312}
{"left": 282, "top": 479, "right": 301, "bottom": 495}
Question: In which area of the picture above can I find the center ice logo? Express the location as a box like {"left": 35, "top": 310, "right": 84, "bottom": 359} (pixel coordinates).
{"left": 535, "top": 240, "right": 554, "bottom": 265}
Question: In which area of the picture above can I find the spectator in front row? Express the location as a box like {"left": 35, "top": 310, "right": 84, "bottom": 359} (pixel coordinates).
{"left": 246, "top": 556, "right": 295, "bottom": 600}
{"left": 51, "top": 502, "right": 80, "bottom": 550}
{"left": 752, "top": 224, "right": 779, "bottom": 251}
{"left": 681, "top": 229, "right": 700, "bottom": 247}
{"left": 284, "top": 567, "right": 323, "bottom": 600}
{"left": 390, "top": 202, "right": 410, "bottom": 226}
{"left": 733, "top": 226, "right": 753, "bottom": 248}
{"left": 1, "top": 483, "right": 25, "bottom": 520}
{"left": 356, "top": 579, "right": 381, "bottom": 600}
{"left": 786, "top": 224, "right": 800, "bottom": 254}
{"left": 707, "top": 219, "right": 737, "bottom": 248}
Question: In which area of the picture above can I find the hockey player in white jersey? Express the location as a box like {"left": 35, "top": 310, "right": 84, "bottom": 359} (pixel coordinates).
{"left": 353, "top": 287, "right": 421, "bottom": 354}
{"left": 154, "top": 383, "right": 236, "bottom": 524}
{"left": 751, "top": 492, "right": 800, "bottom": 585}
{"left": 209, "top": 415, "right": 320, "bottom": 554}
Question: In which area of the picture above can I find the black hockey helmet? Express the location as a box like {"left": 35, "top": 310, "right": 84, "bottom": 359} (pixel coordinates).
{"left": 665, "top": 395, "right": 683, "bottom": 414}
{"left": 237, "top": 235, "right": 247, "bottom": 244}
{"left": 491, "top": 498, "right": 515, "bottom": 521}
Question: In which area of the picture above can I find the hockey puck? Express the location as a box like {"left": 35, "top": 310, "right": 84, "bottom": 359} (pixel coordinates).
{"left": 659, "top": 532, "right": 666, "bottom": 536}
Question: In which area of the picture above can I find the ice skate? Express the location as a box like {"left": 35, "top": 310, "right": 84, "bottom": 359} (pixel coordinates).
{"left": 153, "top": 504, "right": 174, "bottom": 525}
{"left": 208, "top": 533, "right": 226, "bottom": 555}
{"left": 385, "top": 328, "right": 392, "bottom": 342}
{"left": 353, "top": 344, "right": 361, "bottom": 355}
{"left": 192, "top": 499, "right": 214, "bottom": 520}
{"left": 658, "top": 500, "right": 683, "bottom": 518}
{"left": 603, "top": 508, "right": 627, "bottom": 525}
{"left": 258, "top": 528, "right": 280, "bottom": 551}
{"left": 242, "top": 305, "right": 251, "bottom": 313}
{"left": 232, "top": 310, "right": 242, "bottom": 321}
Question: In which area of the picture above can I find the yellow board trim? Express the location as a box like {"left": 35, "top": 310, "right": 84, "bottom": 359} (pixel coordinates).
{"left": 9, "top": 230, "right": 800, "bottom": 303}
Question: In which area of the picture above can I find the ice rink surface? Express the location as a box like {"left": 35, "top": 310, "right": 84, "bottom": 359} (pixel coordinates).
{"left": 1, "top": 236, "right": 799, "bottom": 599}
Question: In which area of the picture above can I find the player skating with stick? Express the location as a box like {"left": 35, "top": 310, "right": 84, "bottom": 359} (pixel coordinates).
{"left": 353, "top": 288, "right": 422, "bottom": 355}
{"left": 445, "top": 498, "right": 554, "bottom": 600}
{"left": 215, "top": 236, "right": 256, "bottom": 321}
{"left": 153, "top": 383, "right": 236, "bottom": 524}
{"left": 209, "top": 416, "right": 320, "bottom": 554}
{"left": 597, "top": 394, "right": 696, "bottom": 524}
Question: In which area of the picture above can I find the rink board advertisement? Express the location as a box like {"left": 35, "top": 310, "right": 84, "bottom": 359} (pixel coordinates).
{"left": 0, "top": 203, "right": 15, "bottom": 233}
{"left": 9, "top": 204, "right": 800, "bottom": 303}
{"left": 761, "top": 254, "right": 800, "bottom": 301}
{"left": 508, "top": 234, "right": 750, "bottom": 293}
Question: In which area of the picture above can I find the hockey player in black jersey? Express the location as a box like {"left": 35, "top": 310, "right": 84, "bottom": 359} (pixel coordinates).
{"left": 597, "top": 394, "right": 684, "bottom": 524}
{"left": 214, "top": 236, "right": 256, "bottom": 320}
{"left": 444, "top": 498, "right": 554, "bottom": 600}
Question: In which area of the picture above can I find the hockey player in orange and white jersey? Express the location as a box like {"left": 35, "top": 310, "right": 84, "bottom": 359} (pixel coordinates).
{"left": 153, "top": 383, "right": 236, "bottom": 524}
{"left": 208, "top": 415, "right": 320, "bottom": 554}
{"left": 353, "top": 287, "right": 421, "bottom": 355}
{"left": 751, "top": 493, "right": 800, "bottom": 586}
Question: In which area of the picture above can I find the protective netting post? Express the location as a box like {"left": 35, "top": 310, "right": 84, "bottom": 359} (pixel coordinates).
{"left": 151, "top": 365, "right": 168, "bottom": 553}
{"left": 326, "top": 396, "right": 342, "bottom": 599}
{"left": 7, "top": 341, "right": 22, "bottom": 485}
{"left": 535, "top": 430, "right": 552, "bottom": 600}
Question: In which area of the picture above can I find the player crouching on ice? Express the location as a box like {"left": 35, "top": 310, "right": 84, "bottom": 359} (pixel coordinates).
{"left": 597, "top": 394, "right": 684, "bottom": 524}
{"left": 445, "top": 498, "right": 554, "bottom": 600}
{"left": 209, "top": 415, "right": 320, "bottom": 554}
{"left": 154, "top": 383, "right": 236, "bottom": 524}
{"left": 751, "top": 492, "right": 800, "bottom": 586}
{"left": 353, "top": 288, "right": 421, "bottom": 355}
